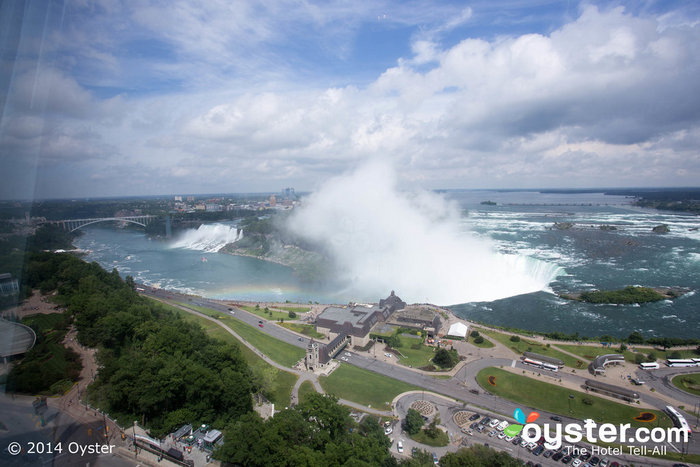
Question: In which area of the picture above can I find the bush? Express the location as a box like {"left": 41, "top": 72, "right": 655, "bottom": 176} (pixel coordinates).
{"left": 646, "top": 352, "right": 657, "bottom": 362}
{"left": 634, "top": 353, "right": 646, "bottom": 364}
{"left": 470, "top": 330, "right": 480, "bottom": 338}
{"left": 582, "top": 398, "right": 593, "bottom": 406}
{"left": 288, "top": 311, "right": 297, "bottom": 319}
{"left": 510, "top": 335, "right": 520, "bottom": 342}
{"left": 473, "top": 336, "right": 484, "bottom": 344}
{"left": 669, "top": 350, "right": 682, "bottom": 359}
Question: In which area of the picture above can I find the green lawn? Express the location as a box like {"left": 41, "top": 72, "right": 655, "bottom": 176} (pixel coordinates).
{"left": 467, "top": 329, "right": 495, "bottom": 348}
{"left": 155, "top": 300, "right": 299, "bottom": 407}
{"left": 394, "top": 336, "right": 438, "bottom": 369}
{"left": 319, "top": 364, "right": 420, "bottom": 411}
{"left": 476, "top": 367, "right": 671, "bottom": 428}
{"left": 671, "top": 372, "right": 700, "bottom": 396}
{"left": 410, "top": 429, "right": 449, "bottom": 447}
{"left": 480, "top": 330, "right": 584, "bottom": 368}
{"left": 234, "top": 304, "right": 289, "bottom": 321}
{"left": 553, "top": 344, "right": 638, "bottom": 363}
{"left": 173, "top": 301, "right": 305, "bottom": 367}
{"left": 298, "top": 380, "right": 317, "bottom": 403}
{"left": 271, "top": 305, "right": 311, "bottom": 313}
{"left": 279, "top": 322, "right": 325, "bottom": 339}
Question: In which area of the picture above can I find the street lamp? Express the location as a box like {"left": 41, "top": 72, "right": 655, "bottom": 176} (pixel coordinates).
{"left": 133, "top": 421, "right": 137, "bottom": 455}
{"left": 568, "top": 394, "right": 574, "bottom": 414}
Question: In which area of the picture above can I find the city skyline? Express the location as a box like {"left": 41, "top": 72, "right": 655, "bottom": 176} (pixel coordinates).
{"left": 2, "top": 0, "right": 700, "bottom": 199}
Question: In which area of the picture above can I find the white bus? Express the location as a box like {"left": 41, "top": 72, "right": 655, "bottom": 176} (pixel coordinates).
{"left": 665, "top": 406, "right": 692, "bottom": 434}
{"left": 523, "top": 357, "right": 544, "bottom": 368}
{"left": 666, "top": 359, "right": 698, "bottom": 367}
{"left": 541, "top": 362, "right": 559, "bottom": 372}
{"left": 639, "top": 362, "right": 659, "bottom": 370}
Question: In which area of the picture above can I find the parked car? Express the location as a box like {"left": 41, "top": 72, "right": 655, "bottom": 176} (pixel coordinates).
{"left": 469, "top": 413, "right": 481, "bottom": 421}
{"left": 533, "top": 445, "right": 545, "bottom": 456}
{"left": 550, "top": 415, "right": 562, "bottom": 422}
{"left": 397, "top": 441, "right": 403, "bottom": 453}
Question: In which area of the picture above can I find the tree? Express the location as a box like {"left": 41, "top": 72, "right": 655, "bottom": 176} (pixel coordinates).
{"left": 440, "top": 445, "right": 521, "bottom": 467}
{"left": 669, "top": 350, "right": 682, "bottom": 359}
{"left": 433, "top": 348, "right": 456, "bottom": 368}
{"left": 385, "top": 335, "right": 401, "bottom": 348}
{"left": 634, "top": 353, "right": 646, "bottom": 364}
{"left": 288, "top": 311, "right": 297, "bottom": 319}
{"left": 473, "top": 336, "right": 484, "bottom": 344}
{"left": 510, "top": 335, "right": 520, "bottom": 342}
{"left": 628, "top": 331, "right": 644, "bottom": 344}
{"left": 470, "top": 330, "right": 480, "bottom": 338}
{"left": 403, "top": 409, "right": 424, "bottom": 435}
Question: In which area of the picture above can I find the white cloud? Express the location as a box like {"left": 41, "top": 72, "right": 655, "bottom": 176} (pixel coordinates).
{"left": 3, "top": 2, "right": 700, "bottom": 198}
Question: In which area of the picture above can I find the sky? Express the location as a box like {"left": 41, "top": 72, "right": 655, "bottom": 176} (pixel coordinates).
{"left": 1, "top": 0, "right": 700, "bottom": 199}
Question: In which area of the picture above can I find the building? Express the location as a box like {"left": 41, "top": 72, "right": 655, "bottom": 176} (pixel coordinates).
{"left": 306, "top": 292, "right": 406, "bottom": 370}
{"left": 316, "top": 291, "right": 406, "bottom": 348}
{"left": 0, "top": 273, "right": 19, "bottom": 296}
{"left": 386, "top": 306, "right": 441, "bottom": 337}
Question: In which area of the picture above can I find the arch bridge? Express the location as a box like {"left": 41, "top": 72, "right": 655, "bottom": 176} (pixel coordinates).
{"left": 49, "top": 215, "right": 158, "bottom": 232}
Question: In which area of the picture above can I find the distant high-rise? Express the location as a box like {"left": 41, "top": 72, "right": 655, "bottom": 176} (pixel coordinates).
{"left": 269, "top": 195, "right": 276, "bottom": 206}
{"left": 282, "top": 187, "right": 296, "bottom": 200}
{"left": 174, "top": 195, "right": 182, "bottom": 202}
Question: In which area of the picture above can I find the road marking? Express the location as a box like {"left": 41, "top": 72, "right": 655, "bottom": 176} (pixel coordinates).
{"left": 511, "top": 360, "right": 516, "bottom": 368}
{"left": 666, "top": 441, "right": 680, "bottom": 453}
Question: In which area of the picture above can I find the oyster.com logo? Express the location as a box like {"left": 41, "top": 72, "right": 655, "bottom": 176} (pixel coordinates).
{"left": 503, "top": 408, "right": 539, "bottom": 437}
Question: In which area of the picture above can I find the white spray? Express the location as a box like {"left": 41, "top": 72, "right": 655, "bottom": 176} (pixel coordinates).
{"left": 287, "top": 160, "right": 563, "bottom": 304}
{"left": 170, "top": 223, "right": 243, "bottom": 252}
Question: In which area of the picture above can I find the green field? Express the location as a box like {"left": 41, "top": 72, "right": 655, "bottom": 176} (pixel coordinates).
{"left": 298, "top": 380, "right": 317, "bottom": 403}
{"left": 320, "top": 364, "right": 420, "bottom": 411}
{"left": 156, "top": 300, "right": 298, "bottom": 407}
{"left": 174, "top": 302, "right": 305, "bottom": 367}
{"left": 271, "top": 305, "right": 311, "bottom": 313}
{"left": 394, "top": 336, "right": 438, "bottom": 368}
{"left": 671, "top": 373, "right": 700, "bottom": 396}
{"left": 481, "top": 329, "right": 585, "bottom": 368}
{"left": 233, "top": 304, "right": 289, "bottom": 321}
{"left": 468, "top": 336, "right": 495, "bottom": 349}
{"left": 279, "top": 322, "right": 325, "bottom": 339}
{"left": 476, "top": 367, "right": 671, "bottom": 428}
{"left": 410, "top": 429, "right": 449, "bottom": 447}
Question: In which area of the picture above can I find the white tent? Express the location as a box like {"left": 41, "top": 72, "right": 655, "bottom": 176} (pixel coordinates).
{"left": 447, "top": 321, "right": 468, "bottom": 338}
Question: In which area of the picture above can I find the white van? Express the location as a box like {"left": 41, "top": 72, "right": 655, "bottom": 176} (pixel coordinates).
{"left": 397, "top": 440, "right": 403, "bottom": 453}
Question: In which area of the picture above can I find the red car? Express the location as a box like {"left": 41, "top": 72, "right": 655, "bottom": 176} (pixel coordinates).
{"left": 258, "top": 323, "right": 264, "bottom": 328}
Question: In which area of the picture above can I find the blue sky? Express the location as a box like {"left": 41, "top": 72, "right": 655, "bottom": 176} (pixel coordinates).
{"left": 1, "top": 0, "right": 700, "bottom": 199}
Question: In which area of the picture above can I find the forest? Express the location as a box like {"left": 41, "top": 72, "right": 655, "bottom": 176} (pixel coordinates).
{"left": 13, "top": 252, "right": 253, "bottom": 436}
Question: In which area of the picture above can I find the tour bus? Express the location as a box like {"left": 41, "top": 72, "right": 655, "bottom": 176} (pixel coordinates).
{"left": 639, "top": 362, "right": 659, "bottom": 370}
{"left": 665, "top": 406, "right": 692, "bottom": 434}
{"left": 522, "top": 357, "right": 558, "bottom": 372}
{"left": 666, "top": 358, "right": 699, "bottom": 367}
{"left": 522, "top": 357, "right": 544, "bottom": 368}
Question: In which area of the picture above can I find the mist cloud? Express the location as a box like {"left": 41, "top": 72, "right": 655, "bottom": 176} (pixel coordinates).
{"left": 287, "top": 161, "right": 562, "bottom": 305}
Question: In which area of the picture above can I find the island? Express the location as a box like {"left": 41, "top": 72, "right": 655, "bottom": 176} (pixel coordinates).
{"left": 560, "top": 286, "right": 688, "bottom": 305}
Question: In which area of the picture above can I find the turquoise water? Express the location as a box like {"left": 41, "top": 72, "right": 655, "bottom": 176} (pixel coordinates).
{"left": 74, "top": 191, "right": 700, "bottom": 338}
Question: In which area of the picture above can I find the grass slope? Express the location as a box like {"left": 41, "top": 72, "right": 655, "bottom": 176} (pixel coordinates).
{"left": 320, "top": 364, "right": 420, "bottom": 411}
